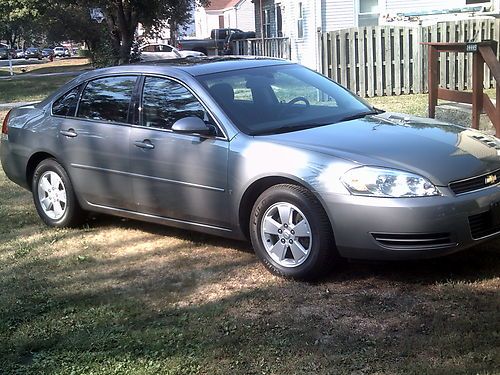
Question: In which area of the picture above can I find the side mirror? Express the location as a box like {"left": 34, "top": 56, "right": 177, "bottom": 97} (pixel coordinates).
{"left": 171, "top": 117, "right": 217, "bottom": 137}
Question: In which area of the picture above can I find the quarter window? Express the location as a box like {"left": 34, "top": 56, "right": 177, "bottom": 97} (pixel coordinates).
{"left": 141, "top": 77, "right": 210, "bottom": 131}
{"left": 77, "top": 76, "right": 137, "bottom": 123}
{"left": 52, "top": 85, "right": 82, "bottom": 117}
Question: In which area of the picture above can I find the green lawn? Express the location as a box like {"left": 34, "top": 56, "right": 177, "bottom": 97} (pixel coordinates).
{"left": 0, "top": 78, "right": 499, "bottom": 374}
{"left": 0, "top": 75, "right": 77, "bottom": 103}
{"left": 368, "top": 89, "right": 497, "bottom": 118}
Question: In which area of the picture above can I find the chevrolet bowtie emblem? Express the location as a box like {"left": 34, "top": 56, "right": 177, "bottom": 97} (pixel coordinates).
{"left": 485, "top": 174, "right": 498, "bottom": 185}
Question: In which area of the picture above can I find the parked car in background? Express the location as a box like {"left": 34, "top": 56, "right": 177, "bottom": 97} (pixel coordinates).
{"left": 24, "top": 47, "right": 42, "bottom": 59}
{"left": 177, "top": 28, "right": 243, "bottom": 55}
{"left": 223, "top": 31, "right": 256, "bottom": 55}
{"left": 2, "top": 58, "right": 500, "bottom": 280}
{"left": 42, "top": 48, "right": 54, "bottom": 59}
{"left": 53, "top": 46, "right": 70, "bottom": 57}
{"left": 0, "top": 47, "right": 10, "bottom": 59}
{"left": 14, "top": 49, "right": 24, "bottom": 58}
{"left": 139, "top": 43, "right": 205, "bottom": 61}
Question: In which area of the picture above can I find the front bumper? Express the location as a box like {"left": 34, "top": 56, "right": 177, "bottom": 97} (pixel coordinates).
{"left": 322, "top": 186, "right": 500, "bottom": 260}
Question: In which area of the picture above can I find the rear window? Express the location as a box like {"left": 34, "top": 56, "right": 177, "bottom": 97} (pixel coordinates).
{"left": 52, "top": 85, "right": 82, "bottom": 117}
{"left": 77, "top": 76, "right": 137, "bottom": 123}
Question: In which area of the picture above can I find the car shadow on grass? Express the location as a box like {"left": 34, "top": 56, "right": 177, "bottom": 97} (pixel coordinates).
{"left": 1, "top": 242, "right": 498, "bottom": 375}
{"left": 86, "top": 212, "right": 255, "bottom": 253}
{"left": 1, "top": 208, "right": 499, "bottom": 374}
{"left": 328, "top": 241, "right": 500, "bottom": 286}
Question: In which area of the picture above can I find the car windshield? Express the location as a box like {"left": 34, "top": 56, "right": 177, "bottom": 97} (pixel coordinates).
{"left": 196, "top": 64, "right": 375, "bottom": 135}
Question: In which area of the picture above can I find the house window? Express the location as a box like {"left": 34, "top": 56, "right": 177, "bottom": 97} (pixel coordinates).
{"left": 358, "top": 0, "right": 379, "bottom": 26}
{"left": 359, "top": 0, "right": 378, "bottom": 14}
{"left": 263, "top": 9, "right": 272, "bottom": 37}
{"left": 297, "top": 2, "right": 304, "bottom": 39}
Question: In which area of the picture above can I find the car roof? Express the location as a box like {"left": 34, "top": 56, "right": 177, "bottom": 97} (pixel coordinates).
{"left": 136, "top": 56, "right": 292, "bottom": 76}
{"left": 72, "top": 57, "right": 293, "bottom": 82}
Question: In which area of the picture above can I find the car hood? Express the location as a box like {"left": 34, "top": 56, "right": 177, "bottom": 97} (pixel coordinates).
{"left": 263, "top": 113, "right": 500, "bottom": 185}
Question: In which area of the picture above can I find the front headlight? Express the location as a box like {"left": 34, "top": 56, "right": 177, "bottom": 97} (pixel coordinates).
{"left": 341, "top": 166, "right": 440, "bottom": 197}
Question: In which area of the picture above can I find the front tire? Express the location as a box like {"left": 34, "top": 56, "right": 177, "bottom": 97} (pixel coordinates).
{"left": 32, "top": 158, "right": 83, "bottom": 227}
{"left": 250, "top": 184, "right": 336, "bottom": 280}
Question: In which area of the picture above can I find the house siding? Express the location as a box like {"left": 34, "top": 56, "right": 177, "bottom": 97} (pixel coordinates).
{"left": 234, "top": 0, "right": 256, "bottom": 31}
{"left": 384, "top": 0, "right": 464, "bottom": 13}
{"left": 283, "top": 0, "right": 322, "bottom": 69}
{"left": 322, "top": 0, "right": 356, "bottom": 31}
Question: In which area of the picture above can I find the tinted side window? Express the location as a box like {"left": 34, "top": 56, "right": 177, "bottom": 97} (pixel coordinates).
{"left": 52, "top": 85, "right": 82, "bottom": 117}
{"left": 77, "top": 76, "right": 137, "bottom": 123}
{"left": 141, "top": 77, "right": 208, "bottom": 130}
{"left": 158, "top": 45, "right": 173, "bottom": 52}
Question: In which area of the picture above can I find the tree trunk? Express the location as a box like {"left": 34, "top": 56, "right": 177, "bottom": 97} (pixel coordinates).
{"left": 118, "top": 33, "right": 133, "bottom": 64}
{"left": 169, "top": 19, "right": 177, "bottom": 47}
{"left": 113, "top": 0, "right": 138, "bottom": 64}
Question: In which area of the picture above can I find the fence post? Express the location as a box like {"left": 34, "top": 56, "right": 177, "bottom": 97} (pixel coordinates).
{"left": 472, "top": 52, "right": 484, "bottom": 130}
{"left": 428, "top": 45, "right": 438, "bottom": 118}
{"left": 414, "top": 27, "right": 423, "bottom": 94}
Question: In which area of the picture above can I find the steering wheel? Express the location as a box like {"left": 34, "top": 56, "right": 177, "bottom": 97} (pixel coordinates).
{"left": 287, "top": 96, "right": 310, "bottom": 107}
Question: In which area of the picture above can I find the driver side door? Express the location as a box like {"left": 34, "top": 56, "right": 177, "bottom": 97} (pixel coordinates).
{"left": 128, "top": 76, "right": 230, "bottom": 228}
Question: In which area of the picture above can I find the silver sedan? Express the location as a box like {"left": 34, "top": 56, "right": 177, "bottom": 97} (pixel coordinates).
{"left": 1, "top": 58, "right": 499, "bottom": 279}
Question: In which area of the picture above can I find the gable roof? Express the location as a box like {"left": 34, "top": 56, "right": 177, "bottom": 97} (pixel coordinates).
{"left": 205, "top": 0, "right": 242, "bottom": 11}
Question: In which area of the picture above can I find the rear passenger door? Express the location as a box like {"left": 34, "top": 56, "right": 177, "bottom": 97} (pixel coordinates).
{"left": 56, "top": 75, "right": 138, "bottom": 210}
{"left": 128, "top": 76, "right": 230, "bottom": 228}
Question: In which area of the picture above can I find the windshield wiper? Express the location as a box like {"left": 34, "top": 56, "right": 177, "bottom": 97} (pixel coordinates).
{"left": 249, "top": 122, "right": 331, "bottom": 136}
{"left": 337, "top": 109, "right": 382, "bottom": 123}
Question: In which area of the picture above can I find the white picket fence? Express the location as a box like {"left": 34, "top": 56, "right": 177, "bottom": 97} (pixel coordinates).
{"left": 233, "top": 37, "right": 291, "bottom": 59}
{"left": 320, "top": 19, "right": 500, "bottom": 97}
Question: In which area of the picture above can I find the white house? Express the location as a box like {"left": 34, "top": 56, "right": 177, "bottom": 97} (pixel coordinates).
{"left": 254, "top": 0, "right": 499, "bottom": 69}
{"left": 195, "top": 0, "right": 256, "bottom": 38}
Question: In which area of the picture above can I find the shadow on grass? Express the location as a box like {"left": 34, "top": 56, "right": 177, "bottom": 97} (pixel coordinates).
{"left": 1, "top": 172, "right": 499, "bottom": 374}
{"left": 1, "top": 236, "right": 498, "bottom": 374}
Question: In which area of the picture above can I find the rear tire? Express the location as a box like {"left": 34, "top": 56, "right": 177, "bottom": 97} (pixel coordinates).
{"left": 250, "top": 184, "right": 337, "bottom": 280}
{"left": 32, "top": 158, "right": 83, "bottom": 227}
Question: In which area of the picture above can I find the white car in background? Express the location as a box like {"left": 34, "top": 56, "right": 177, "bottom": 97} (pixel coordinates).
{"left": 53, "top": 46, "right": 70, "bottom": 57}
{"left": 139, "top": 43, "right": 205, "bottom": 61}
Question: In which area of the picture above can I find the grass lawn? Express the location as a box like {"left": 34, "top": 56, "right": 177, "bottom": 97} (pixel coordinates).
{"left": 0, "top": 82, "right": 499, "bottom": 374}
{"left": 0, "top": 75, "right": 76, "bottom": 103}
{"left": 0, "top": 163, "right": 499, "bottom": 375}
{"left": 0, "top": 58, "right": 91, "bottom": 103}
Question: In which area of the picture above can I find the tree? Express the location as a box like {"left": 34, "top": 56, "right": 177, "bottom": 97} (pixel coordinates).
{"left": 0, "top": 0, "right": 43, "bottom": 47}
{"left": 2, "top": 0, "right": 210, "bottom": 64}
{"left": 84, "top": 0, "right": 209, "bottom": 64}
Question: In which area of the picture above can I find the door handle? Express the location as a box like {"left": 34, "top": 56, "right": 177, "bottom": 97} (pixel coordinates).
{"left": 133, "top": 140, "right": 155, "bottom": 149}
{"left": 60, "top": 129, "right": 78, "bottom": 137}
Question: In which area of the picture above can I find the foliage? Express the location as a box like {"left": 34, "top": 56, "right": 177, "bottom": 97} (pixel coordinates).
{"left": 0, "top": 0, "right": 211, "bottom": 65}
{"left": 0, "top": 0, "right": 43, "bottom": 47}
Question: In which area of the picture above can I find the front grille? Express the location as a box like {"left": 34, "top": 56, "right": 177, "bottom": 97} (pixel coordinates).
{"left": 372, "top": 232, "right": 455, "bottom": 249}
{"left": 468, "top": 211, "right": 500, "bottom": 239}
{"left": 449, "top": 168, "right": 500, "bottom": 195}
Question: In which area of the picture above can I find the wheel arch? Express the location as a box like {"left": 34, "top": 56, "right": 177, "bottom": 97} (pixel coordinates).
{"left": 238, "top": 175, "right": 333, "bottom": 241}
{"left": 26, "top": 151, "right": 56, "bottom": 191}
